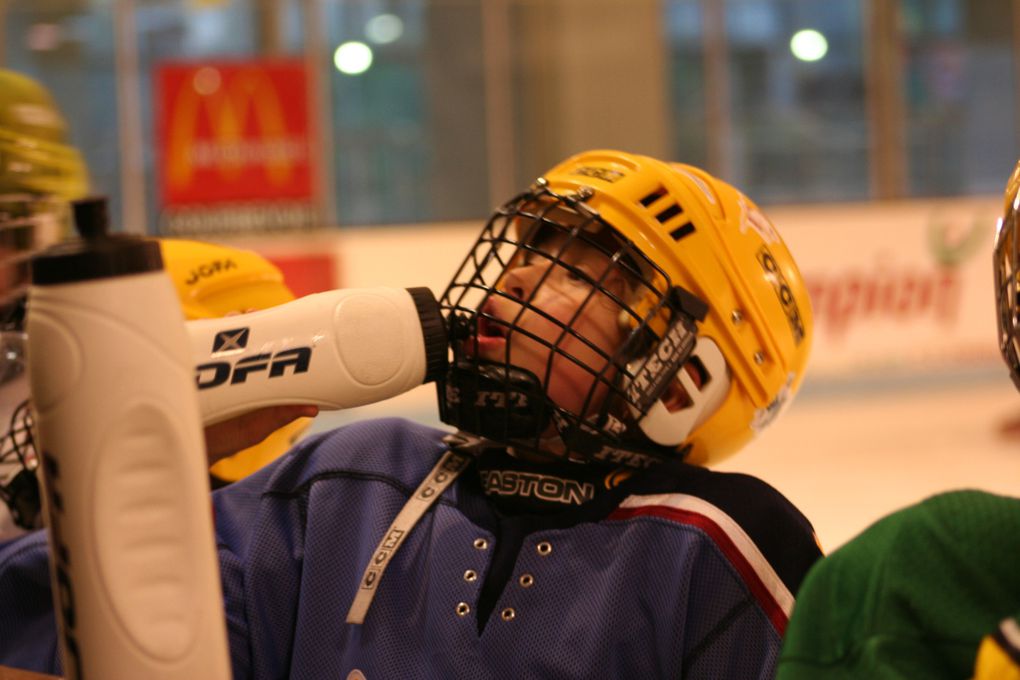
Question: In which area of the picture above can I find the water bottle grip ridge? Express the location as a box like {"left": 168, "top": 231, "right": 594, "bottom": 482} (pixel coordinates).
{"left": 92, "top": 399, "right": 203, "bottom": 662}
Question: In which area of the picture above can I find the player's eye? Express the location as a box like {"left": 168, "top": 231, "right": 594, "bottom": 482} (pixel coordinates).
{"left": 564, "top": 263, "right": 598, "bottom": 285}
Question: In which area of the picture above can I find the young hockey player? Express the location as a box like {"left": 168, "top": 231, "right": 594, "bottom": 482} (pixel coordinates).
{"left": 0, "top": 236, "right": 319, "bottom": 537}
{"left": 0, "top": 149, "right": 821, "bottom": 679}
{"left": 0, "top": 67, "right": 88, "bottom": 542}
{"left": 775, "top": 161, "right": 1020, "bottom": 680}
{"left": 0, "top": 67, "right": 315, "bottom": 541}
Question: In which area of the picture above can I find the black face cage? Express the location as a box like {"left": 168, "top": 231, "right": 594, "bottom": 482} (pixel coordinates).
{"left": 995, "top": 203, "right": 1020, "bottom": 391}
{"left": 0, "top": 398, "right": 39, "bottom": 530}
{"left": 0, "top": 330, "right": 39, "bottom": 530}
{"left": 436, "top": 181, "right": 707, "bottom": 465}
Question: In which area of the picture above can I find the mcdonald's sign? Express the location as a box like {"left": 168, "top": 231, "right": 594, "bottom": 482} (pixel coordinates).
{"left": 157, "top": 60, "right": 315, "bottom": 206}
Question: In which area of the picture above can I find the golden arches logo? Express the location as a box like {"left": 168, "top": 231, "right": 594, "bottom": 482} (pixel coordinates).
{"left": 166, "top": 66, "right": 303, "bottom": 188}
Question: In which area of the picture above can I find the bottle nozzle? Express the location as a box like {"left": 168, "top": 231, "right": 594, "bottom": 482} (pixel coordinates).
{"left": 32, "top": 196, "right": 162, "bottom": 285}
{"left": 72, "top": 197, "right": 110, "bottom": 240}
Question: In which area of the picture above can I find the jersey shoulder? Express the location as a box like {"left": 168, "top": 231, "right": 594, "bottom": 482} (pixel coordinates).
{"left": 615, "top": 463, "right": 822, "bottom": 597}
{"left": 235, "top": 417, "right": 453, "bottom": 495}
{"left": 212, "top": 418, "right": 453, "bottom": 553}
{"left": 777, "top": 491, "right": 1020, "bottom": 680}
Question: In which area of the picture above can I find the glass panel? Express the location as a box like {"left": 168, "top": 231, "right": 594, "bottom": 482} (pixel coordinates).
{"left": 6, "top": 0, "right": 1020, "bottom": 230}
{"left": 665, "top": 0, "right": 709, "bottom": 168}
{"left": 3, "top": 0, "right": 119, "bottom": 226}
{"left": 724, "top": 0, "right": 868, "bottom": 203}
{"left": 902, "top": 0, "right": 1018, "bottom": 196}
{"left": 326, "top": 0, "right": 489, "bottom": 225}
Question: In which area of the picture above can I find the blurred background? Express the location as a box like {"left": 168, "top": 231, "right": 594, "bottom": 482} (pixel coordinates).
{"left": 3, "top": 0, "right": 1019, "bottom": 549}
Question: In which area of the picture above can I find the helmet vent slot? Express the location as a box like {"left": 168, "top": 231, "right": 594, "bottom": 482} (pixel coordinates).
{"left": 669, "top": 223, "right": 695, "bottom": 241}
{"left": 639, "top": 189, "right": 666, "bottom": 207}
{"left": 655, "top": 204, "right": 683, "bottom": 224}
{"left": 639, "top": 188, "right": 690, "bottom": 234}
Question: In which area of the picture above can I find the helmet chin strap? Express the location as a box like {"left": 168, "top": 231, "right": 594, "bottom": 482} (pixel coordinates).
{"left": 545, "top": 407, "right": 607, "bottom": 463}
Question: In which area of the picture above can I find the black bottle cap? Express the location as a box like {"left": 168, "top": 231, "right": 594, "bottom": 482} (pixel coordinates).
{"left": 30, "top": 196, "right": 163, "bottom": 286}
{"left": 406, "top": 287, "right": 449, "bottom": 383}
{"left": 71, "top": 196, "right": 112, "bottom": 239}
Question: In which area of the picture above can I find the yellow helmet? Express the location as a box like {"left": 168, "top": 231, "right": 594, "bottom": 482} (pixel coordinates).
{"left": 994, "top": 159, "right": 1020, "bottom": 390}
{"left": 0, "top": 69, "right": 89, "bottom": 200}
{"left": 438, "top": 149, "right": 812, "bottom": 467}
{"left": 160, "top": 239, "right": 311, "bottom": 483}
{"left": 0, "top": 69, "right": 90, "bottom": 318}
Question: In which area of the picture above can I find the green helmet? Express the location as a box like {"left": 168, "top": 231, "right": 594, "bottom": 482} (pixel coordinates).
{"left": 0, "top": 69, "right": 88, "bottom": 199}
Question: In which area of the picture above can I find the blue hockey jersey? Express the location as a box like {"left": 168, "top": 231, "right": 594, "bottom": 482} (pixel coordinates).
{"left": 0, "top": 418, "right": 821, "bottom": 679}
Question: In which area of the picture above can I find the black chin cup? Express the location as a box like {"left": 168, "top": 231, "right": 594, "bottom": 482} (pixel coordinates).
{"left": 438, "top": 361, "right": 550, "bottom": 443}
{"left": 547, "top": 408, "right": 607, "bottom": 460}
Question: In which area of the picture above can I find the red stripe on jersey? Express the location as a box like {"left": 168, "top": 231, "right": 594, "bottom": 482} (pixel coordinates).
{"left": 609, "top": 504, "right": 789, "bottom": 635}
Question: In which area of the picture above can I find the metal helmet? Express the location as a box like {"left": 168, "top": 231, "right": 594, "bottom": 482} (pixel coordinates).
{"left": 994, "top": 159, "right": 1020, "bottom": 390}
{"left": 438, "top": 149, "right": 812, "bottom": 467}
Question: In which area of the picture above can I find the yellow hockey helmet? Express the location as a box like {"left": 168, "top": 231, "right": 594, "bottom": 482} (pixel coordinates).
{"left": 994, "top": 159, "right": 1020, "bottom": 390}
{"left": 0, "top": 69, "right": 89, "bottom": 200}
{"left": 0, "top": 69, "right": 90, "bottom": 318}
{"left": 439, "top": 149, "right": 812, "bottom": 467}
{"left": 160, "top": 239, "right": 311, "bottom": 483}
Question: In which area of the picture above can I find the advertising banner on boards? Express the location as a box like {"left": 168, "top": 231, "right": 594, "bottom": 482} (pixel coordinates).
{"left": 156, "top": 60, "right": 320, "bottom": 236}
{"left": 771, "top": 197, "right": 1001, "bottom": 386}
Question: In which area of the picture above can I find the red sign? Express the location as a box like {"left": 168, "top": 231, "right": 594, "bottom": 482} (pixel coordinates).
{"left": 265, "top": 253, "right": 338, "bottom": 297}
{"left": 157, "top": 60, "right": 314, "bottom": 206}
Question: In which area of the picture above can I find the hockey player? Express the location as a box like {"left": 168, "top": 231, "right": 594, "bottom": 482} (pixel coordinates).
{"left": 775, "top": 162, "right": 1020, "bottom": 679}
{"left": 0, "top": 67, "right": 89, "bottom": 541}
{"left": 0, "top": 237, "right": 319, "bottom": 538}
{"left": 0, "top": 149, "right": 822, "bottom": 679}
{"left": 0, "top": 68, "right": 316, "bottom": 541}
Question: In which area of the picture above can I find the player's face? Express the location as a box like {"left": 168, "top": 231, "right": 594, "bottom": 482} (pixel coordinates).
{"left": 469, "top": 228, "right": 630, "bottom": 418}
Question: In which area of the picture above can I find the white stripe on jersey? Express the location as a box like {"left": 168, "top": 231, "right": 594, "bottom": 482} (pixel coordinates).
{"left": 617, "top": 492, "right": 794, "bottom": 618}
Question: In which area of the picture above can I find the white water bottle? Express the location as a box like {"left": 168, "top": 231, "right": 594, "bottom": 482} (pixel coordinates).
{"left": 189, "top": 286, "right": 448, "bottom": 425}
{"left": 26, "top": 197, "right": 230, "bottom": 680}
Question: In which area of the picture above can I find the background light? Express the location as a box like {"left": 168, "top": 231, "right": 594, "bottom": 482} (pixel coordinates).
{"left": 334, "top": 41, "right": 374, "bottom": 75}
{"left": 365, "top": 14, "right": 404, "bottom": 45}
{"left": 790, "top": 29, "right": 829, "bottom": 62}
{"left": 192, "top": 66, "right": 222, "bottom": 95}
{"left": 25, "top": 23, "right": 62, "bottom": 52}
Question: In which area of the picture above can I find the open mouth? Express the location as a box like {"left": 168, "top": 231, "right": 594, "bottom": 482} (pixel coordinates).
{"left": 462, "top": 308, "right": 509, "bottom": 356}
{"left": 478, "top": 315, "right": 508, "bottom": 339}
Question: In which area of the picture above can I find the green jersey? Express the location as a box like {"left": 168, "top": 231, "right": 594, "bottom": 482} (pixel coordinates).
{"left": 777, "top": 490, "right": 1020, "bottom": 679}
